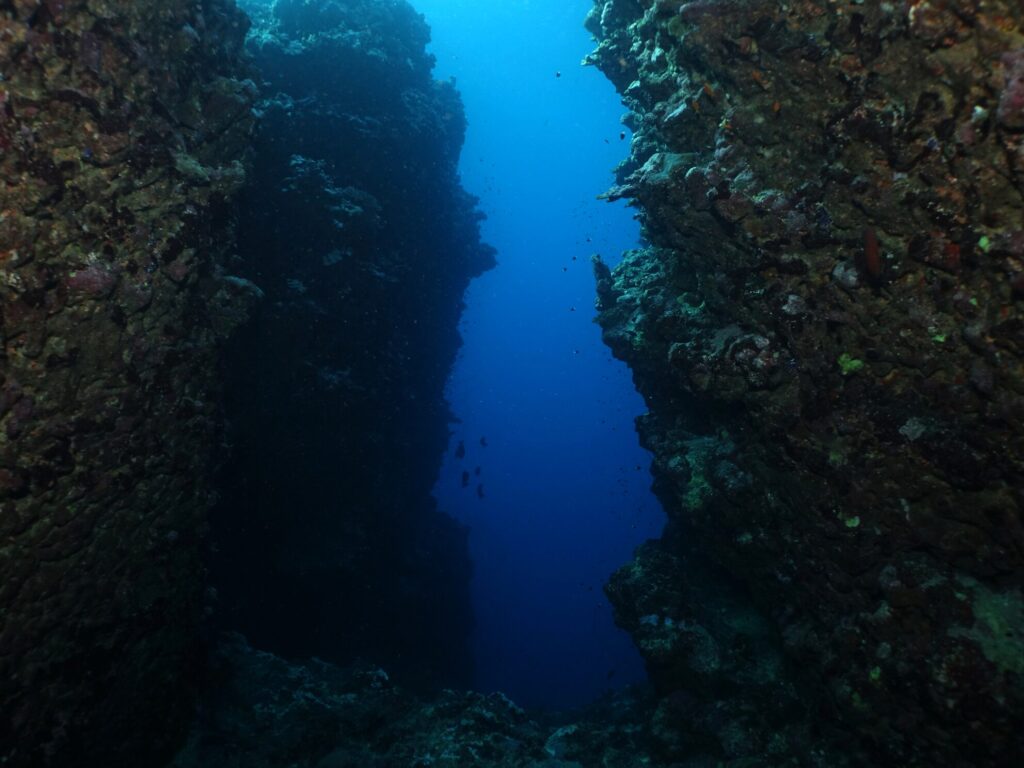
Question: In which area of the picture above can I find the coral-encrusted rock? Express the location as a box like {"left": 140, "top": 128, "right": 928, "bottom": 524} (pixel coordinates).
{"left": 589, "top": 0, "right": 1024, "bottom": 765}
{"left": 210, "top": 0, "right": 492, "bottom": 690}
{"left": 999, "top": 49, "right": 1024, "bottom": 130}
{"left": 174, "top": 634, "right": 550, "bottom": 768}
{"left": 0, "top": 1, "right": 254, "bottom": 764}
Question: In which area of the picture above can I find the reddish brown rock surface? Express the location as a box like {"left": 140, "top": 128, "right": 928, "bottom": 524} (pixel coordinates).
{"left": 0, "top": 1, "right": 255, "bottom": 764}
{"left": 590, "top": 1, "right": 1024, "bottom": 765}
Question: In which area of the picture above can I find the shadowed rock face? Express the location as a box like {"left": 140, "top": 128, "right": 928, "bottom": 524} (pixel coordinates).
{"left": 209, "top": 0, "right": 492, "bottom": 690}
{"left": 0, "top": 0, "right": 256, "bottom": 765}
{"left": 1, "top": 0, "right": 489, "bottom": 760}
{"left": 589, "top": 0, "right": 1024, "bottom": 765}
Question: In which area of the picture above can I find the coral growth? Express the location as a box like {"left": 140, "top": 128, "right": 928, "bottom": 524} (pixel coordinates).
{"left": 589, "top": 0, "right": 1024, "bottom": 764}
{"left": 0, "top": 0, "right": 255, "bottom": 764}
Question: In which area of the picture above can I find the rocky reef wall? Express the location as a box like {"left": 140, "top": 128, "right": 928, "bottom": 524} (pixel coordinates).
{"left": 588, "top": 1, "right": 1024, "bottom": 765}
{"left": 209, "top": 0, "right": 492, "bottom": 689}
{"left": 0, "top": 0, "right": 256, "bottom": 764}
{"left": 1, "top": 0, "right": 488, "bottom": 761}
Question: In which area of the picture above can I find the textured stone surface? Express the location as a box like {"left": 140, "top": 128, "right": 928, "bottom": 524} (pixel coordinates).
{"left": 171, "top": 633, "right": 661, "bottom": 768}
{"left": 0, "top": 0, "right": 255, "bottom": 764}
{"left": 589, "top": 1, "right": 1024, "bottom": 765}
{"left": 209, "top": 0, "right": 492, "bottom": 689}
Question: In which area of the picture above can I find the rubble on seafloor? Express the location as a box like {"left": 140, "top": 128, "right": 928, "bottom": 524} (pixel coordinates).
{"left": 587, "top": 1, "right": 1024, "bottom": 766}
{"left": 170, "top": 633, "right": 663, "bottom": 768}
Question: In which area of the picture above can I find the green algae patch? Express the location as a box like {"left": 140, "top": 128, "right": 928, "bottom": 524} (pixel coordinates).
{"left": 675, "top": 292, "right": 705, "bottom": 318}
{"left": 950, "top": 577, "right": 1024, "bottom": 675}
{"left": 174, "top": 152, "right": 211, "bottom": 183}
{"left": 683, "top": 469, "right": 712, "bottom": 512}
{"left": 837, "top": 353, "right": 865, "bottom": 376}
{"left": 670, "top": 437, "right": 720, "bottom": 512}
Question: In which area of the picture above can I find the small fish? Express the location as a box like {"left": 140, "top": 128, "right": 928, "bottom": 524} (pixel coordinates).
{"left": 477, "top": 484, "right": 485, "bottom": 499}
{"left": 480, "top": 436, "right": 488, "bottom": 448}
{"left": 555, "top": 71, "right": 562, "bottom": 78}
{"left": 474, "top": 466, "right": 481, "bottom": 476}
{"left": 620, "top": 131, "right": 626, "bottom": 140}
{"left": 461, "top": 471, "right": 470, "bottom": 488}
{"left": 455, "top": 440, "right": 465, "bottom": 459}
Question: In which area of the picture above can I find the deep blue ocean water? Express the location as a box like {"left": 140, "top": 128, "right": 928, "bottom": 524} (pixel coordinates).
{"left": 416, "top": 0, "right": 666, "bottom": 710}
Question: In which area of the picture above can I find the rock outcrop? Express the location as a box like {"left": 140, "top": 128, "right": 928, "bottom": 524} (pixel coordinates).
{"left": 209, "top": 0, "right": 492, "bottom": 689}
{"left": 1, "top": 0, "right": 489, "bottom": 761}
{"left": 0, "top": 0, "right": 256, "bottom": 765}
{"left": 171, "top": 633, "right": 660, "bottom": 768}
{"left": 589, "top": 1, "right": 1024, "bottom": 766}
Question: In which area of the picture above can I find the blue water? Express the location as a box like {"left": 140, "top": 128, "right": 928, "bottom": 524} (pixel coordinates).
{"left": 416, "top": 0, "right": 665, "bottom": 709}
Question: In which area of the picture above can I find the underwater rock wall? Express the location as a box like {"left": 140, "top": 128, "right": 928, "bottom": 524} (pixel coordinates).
{"left": 589, "top": 1, "right": 1024, "bottom": 765}
{"left": 210, "top": 0, "right": 493, "bottom": 689}
{"left": 0, "top": 0, "right": 255, "bottom": 764}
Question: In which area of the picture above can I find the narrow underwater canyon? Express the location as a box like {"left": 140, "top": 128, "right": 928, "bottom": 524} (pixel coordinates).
{"left": 1, "top": 0, "right": 1023, "bottom": 767}
{"left": 418, "top": 0, "right": 666, "bottom": 710}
